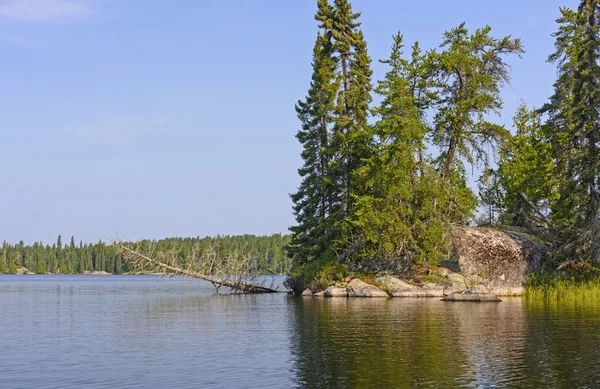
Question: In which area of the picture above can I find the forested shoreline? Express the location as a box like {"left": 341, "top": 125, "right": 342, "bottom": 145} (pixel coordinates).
{"left": 0, "top": 234, "right": 291, "bottom": 275}
{"left": 4, "top": 1, "right": 599, "bottom": 295}
{"left": 287, "top": 0, "right": 600, "bottom": 293}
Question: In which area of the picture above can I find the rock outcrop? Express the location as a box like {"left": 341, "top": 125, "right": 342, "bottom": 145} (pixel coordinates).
{"left": 445, "top": 226, "right": 548, "bottom": 290}
{"left": 302, "top": 288, "right": 313, "bottom": 296}
{"left": 442, "top": 287, "right": 502, "bottom": 302}
{"left": 375, "top": 275, "right": 415, "bottom": 290}
{"left": 324, "top": 287, "right": 348, "bottom": 297}
{"left": 347, "top": 279, "right": 389, "bottom": 298}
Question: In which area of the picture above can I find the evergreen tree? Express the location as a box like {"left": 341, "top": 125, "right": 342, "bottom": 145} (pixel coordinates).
{"left": 350, "top": 33, "right": 445, "bottom": 264}
{"left": 544, "top": 1, "right": 600, "bottom": 229}
{"left": 288, "top": 6, "right": 338, "bottom": 265}
{"left": 422, "top": 23, "right": 524, "bottom": 224}
{"left": 493, "top": 103, "right": 558, "bottom": 222}
{"left": 290, "top": 0, "right": 373, "bottom": 264}
{"left": 330, "top": 0, "right": 373, "bottom": 218}
{"left": 430, "top": 23, "right": 524, "bottom": 180}
{"left": 0, "top": 241, "right": 6, "bottom": 273}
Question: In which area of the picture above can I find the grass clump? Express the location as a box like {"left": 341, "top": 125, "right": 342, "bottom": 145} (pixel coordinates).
{"left": 422, "top": 274, "right": 445, "bottom": 283}
{"left": 525, "top": 264, "right": 600, "bottom": 301}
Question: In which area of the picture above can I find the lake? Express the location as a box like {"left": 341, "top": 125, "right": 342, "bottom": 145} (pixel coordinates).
{"left": 0, "top": 275, "right": 599, "bottom": 388}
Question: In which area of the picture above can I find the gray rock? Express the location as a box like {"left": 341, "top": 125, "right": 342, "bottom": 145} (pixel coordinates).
{"left": 324, "top": 287, "right": 348, "bottom": 297}
{"left": 347, "top": 279, "right": 389, "bottom": 298}
{"left": 392, "top": 289, "right": 444, "bottom": 297}
{"left": 447, "top": 273, "right": 468, "bottom": 289}
{"left": 301, "top": 289, "right": 313, "bottom": 296}
{"left": 444, "top": 226, "right": 548, "bottom": 289}
{"left": 375, "top": 275, "right": 416, "bottom": 290}
{"left": 313, "top": 291, "right": 325, "bottom": 297}
{"left": 442, "top": 287, "right": 502, "bottom": 302}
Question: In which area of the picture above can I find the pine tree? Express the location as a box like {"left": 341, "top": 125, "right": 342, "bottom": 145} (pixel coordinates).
{"left": 330, "top": 0, "right": 373, "bottom": 218}
{"left": 429, "top": 24, "right": 524, "bottom": 176}
{"left": 493, "top": 103, "right": 558, "bottom": 223}
{"left": 350, "top": 34, "right": 426, "bottom": 260}
{"left": 288, "top": 1, "right": 338, "bottom": 265}
{"left": 544, "top": 1, "right": 600, "bottom": 229}
{"left": 289, "top": 0, "right": 373, "bottom": 264}
{"left": 426, "top": 23, "right": 523, "bottom": 223}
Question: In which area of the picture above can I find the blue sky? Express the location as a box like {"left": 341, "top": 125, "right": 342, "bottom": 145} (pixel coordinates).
{"left": 1, "top": 0, "right": 573, "bottom": 245}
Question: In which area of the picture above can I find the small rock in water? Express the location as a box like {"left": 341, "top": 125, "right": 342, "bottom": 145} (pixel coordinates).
{"left": 442, "top": 287, "right": 501, "bottom": 302}
{"left": 324, "top": 287, "right": 348, "bottom": 297}
{"left": 392, "top": 289, "right": 443, "bottom": 298}
{"left": 301, "top": 289, "right": 313, "bottom": 296}
{"left": 313, "top": 291, "right": 325, "bottom": 297}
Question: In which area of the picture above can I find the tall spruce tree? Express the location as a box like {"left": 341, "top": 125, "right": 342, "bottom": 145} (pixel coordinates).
{"left": 290, "top": 0, "right": 373, "bottom": 264}
{"left": 544, "top": 1, "right": 600, "bottom": 229}
{"left": 288, "top": 1, "right": 338, "bottom": 264}
{"left": 320, "top": 0, "right": 373, "bottom": 220}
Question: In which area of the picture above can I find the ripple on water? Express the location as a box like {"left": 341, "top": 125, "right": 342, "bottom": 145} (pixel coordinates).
{"left": 1, "top": 276, "right": 600, "bottom": 388}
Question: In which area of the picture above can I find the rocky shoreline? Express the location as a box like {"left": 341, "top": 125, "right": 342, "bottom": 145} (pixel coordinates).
{"left": 294, "top": 226, "right": 547, "bottom": 300}
{"left": 300, "top": 272, "right": 521, "bottom": 300}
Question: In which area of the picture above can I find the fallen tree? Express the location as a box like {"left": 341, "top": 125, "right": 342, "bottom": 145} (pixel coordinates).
{"left": 116, "top": 240, "right": 280, "bottom": 293}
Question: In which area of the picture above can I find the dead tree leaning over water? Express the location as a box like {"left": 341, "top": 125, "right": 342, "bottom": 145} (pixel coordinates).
{"left": 115, "top": 240, "right": 280, "bottom": 293}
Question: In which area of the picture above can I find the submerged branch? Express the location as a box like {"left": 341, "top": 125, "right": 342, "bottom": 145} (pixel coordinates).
{"left": 116, "top": 241, "right": 280, "bottom": 294}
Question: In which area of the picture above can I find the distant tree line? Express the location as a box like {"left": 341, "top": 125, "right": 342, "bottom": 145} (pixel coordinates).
{"left": 0, "top": 234, "right": 292, "bottom": 275}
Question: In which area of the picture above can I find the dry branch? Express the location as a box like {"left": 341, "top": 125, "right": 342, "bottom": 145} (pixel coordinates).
{"left": 116, "top": 241, "right": 279, "bottom": 293}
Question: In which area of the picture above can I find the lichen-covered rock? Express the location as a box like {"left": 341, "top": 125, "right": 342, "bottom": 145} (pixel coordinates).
{"left": 445, "top": 226, "right": 548, "bottom": 289}
{"left": 324, "top": 287, "right": 348, "bottom": 297}
{"left": 392, "top": 289, "right": 444, "bottom": 297}
{"left": 301, "top": 289, "right": 313, "bottom": 296}
{"left": 375, "top": 275, "right": 416, "bottom": 290}
{"left": 447, "top": 273, "right": 468, "bottom": 289}
{"left": 442, "top": 287, "right": 502, "bottom": 302}
{"left": 347, "top": 279, "right": 389, "bottom": 298}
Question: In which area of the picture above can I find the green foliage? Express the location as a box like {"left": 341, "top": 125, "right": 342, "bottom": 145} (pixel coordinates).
{"left": 484, "top": 103, "right": 558, "bottom": 224}
{"left": 288, "top": 27, "right": 338, "bottom": 265}
{"left": 543, "top": 1, "right": 600, "bottom": 230}
{"left": 289, "top": 0, "right": 373, "bottom": 267}
{"left": 422, "top": 274, "right": 445, "bottom": 283}
{"left": 8, "top": 255, "right": 17, "bottom": 274}
{"left": 290, "top": 1, "right": 521, "bottom": 285}
{"left": 428, "top": 23, "right": 524, "bottom": 179}
{"left": 285, "top": 261, "right": 348, "bottom": 293}
{"left": 0, "top": 234, "right": 291, "bottom": 276}
{"left": 348, "top": 33, "right": 454, "bottom": 267}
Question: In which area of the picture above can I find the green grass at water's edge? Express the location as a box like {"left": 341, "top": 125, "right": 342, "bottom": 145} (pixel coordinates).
{"left": 525, "top": 270, "right": 600, "bottom": 301}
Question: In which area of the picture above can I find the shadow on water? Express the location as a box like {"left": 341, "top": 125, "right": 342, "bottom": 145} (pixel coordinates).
{"left": 287, "top": 297, "right": 600, "bottom": 389}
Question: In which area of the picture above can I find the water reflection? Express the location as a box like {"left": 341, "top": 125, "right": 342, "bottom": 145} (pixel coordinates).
{"left": 2, "top": 276, "right": 600, "bottom": 389}
{"left": 288, "top": 297, "right": 600, "bottom": 389}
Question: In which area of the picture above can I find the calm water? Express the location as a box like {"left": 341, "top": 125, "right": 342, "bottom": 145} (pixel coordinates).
{"left": 1, "top": 276, "right": 600, "bottom": 388}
